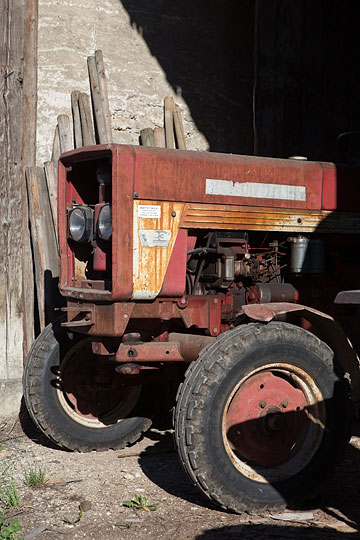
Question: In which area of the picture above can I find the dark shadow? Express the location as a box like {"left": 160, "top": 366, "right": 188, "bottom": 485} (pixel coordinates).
{"left": 120, "top": 2, "right": 360, "bottom": 161}
{"left": 18, "top": 397, "right": 65, "bottom": 451}
{"left": 194, "top": 523, "right": 359, "bottom": 539}
{"left": 120, "top": 0, "right": 255, "bottom": 155}
{"left": 139, "top": 447, "right": 212, "bottom": 509}
{"left": 44, "top": 270, "right": 65, "bottom": 328}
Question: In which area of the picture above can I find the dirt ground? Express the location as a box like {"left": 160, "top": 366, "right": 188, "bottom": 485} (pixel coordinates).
{"left": 1, "top": 411, "right": 360, "bottom": 540}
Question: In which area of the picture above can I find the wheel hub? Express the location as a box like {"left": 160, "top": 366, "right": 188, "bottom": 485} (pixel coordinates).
{"left": 58, "top": 341, "right": 141, "bottom": 426}
{"left": 226, "top": 370, "right": 309, "bottom": 467}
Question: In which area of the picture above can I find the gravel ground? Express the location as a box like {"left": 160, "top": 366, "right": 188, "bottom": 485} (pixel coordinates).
{"left": 0, "top": 412, "right": 360, "bottom": 540}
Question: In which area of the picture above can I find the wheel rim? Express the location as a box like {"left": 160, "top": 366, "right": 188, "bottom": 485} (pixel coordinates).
{"left": 222, "top": 363, "right": 325, "bottom": 483}
{"left": 56, "top": 340, "right": 141, "bottom": 428}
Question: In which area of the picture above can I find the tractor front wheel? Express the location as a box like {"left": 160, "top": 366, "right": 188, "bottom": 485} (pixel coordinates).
{"left": 174, "top": 322, "right": 350, "bottom": 513}
{"left": 23, "top": 319, "right": 152, "bottom": 451}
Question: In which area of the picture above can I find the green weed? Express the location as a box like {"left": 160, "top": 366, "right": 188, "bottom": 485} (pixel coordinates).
{"left": 115, "top": 521, "right": 132, "bottom": 528}
{"left": 122, "top": 493, "right": 157, "bottom": 511}
{"left": 63, "top": 508, "right": 83, "bottom": 525}
{"left": 24, "top": 467, "right": 46, "bottom": 487}
{"left": 0, "top": 510, "right": 23, "bottom": 540}
{"left": 0, "top": 466, "right": 20, "bottom": 512}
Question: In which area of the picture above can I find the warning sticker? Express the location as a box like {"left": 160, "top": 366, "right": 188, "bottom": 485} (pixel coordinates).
{"left": 138, "top": 205, "right": 161, "bottom": 219}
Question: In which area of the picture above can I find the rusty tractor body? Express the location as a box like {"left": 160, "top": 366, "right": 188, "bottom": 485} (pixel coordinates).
{"left": 24, "top": 144, "right": 360, "bottom": 513}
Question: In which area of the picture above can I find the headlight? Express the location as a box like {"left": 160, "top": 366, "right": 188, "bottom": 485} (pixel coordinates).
{"left": 97, "top": 203, "right": 112, "bottom": 240}
{"left": 68, "top": 206, "right": 93, "bottom": 242}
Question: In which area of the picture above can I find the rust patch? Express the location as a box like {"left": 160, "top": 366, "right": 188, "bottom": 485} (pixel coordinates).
{"left": 132, "top": 200, "right": 185, "bottom": 299}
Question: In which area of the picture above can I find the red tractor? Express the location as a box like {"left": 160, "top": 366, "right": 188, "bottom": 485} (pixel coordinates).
{"left": 23, "top": 144, "right": 360, "bottom": 512}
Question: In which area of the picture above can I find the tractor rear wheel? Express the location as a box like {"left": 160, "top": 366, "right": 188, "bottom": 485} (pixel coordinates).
{"left": 23, "top": 319, "right": 152, "bottom": 451}
{"left": 174, "top": 322, "right": 351, "bottom": 513}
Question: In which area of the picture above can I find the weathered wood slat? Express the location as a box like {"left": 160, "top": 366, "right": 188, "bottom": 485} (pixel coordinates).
{"left": 21, "top": 0, "right": 38, "bottom": 355}
{"left": 95, "top": 50, "right": 112, "bottom": 143}
{"left": 51, "top": 125, "right": 61, "bottom": 164}
{"left": 87, "top": 55, "right": 108, "bottom": 144}
{"left": 140, "top": 127, "right": 155, "bottom": 147}
{"left": 26, "top": 166, "right": 59, "bottom": 329}
{"left": 154, "top": 127, "right": 166, "bottom": 148}
{"left": 78, "top": 92, "right": 96, "bottom": 146}
{"left": 0, "top": 0, "right": 33, "bottom": 378}
{"left": 71, "top": 90, "right": 83, "bottom": 148}
{"left": 173, "top": 103, "right": 186, "bottom": 150}
{"left": 164, "top": 96, "right": 175, "bottom": 149}
{"left": 44, "top": 160, "right": 58, "bottom": 247}
{"left": 57, "top": 114, "right": 73, "bottom": 153}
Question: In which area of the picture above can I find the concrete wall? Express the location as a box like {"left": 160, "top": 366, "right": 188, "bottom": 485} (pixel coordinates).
{"left": 37, "top": 1, "right": 255, "bottom": 164}
{"left": 36, "top": 1, "right": 211, "bottom": 164}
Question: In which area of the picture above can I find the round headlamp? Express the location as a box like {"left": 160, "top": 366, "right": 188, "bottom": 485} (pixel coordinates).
{"left": 97, "top": 203, "right": 112, "bottom": 240}
{"left": 68, "top": 206, "right": 93, "bottom": 242}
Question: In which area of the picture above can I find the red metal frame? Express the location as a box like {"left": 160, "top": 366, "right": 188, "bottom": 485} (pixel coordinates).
{"left": 58, "top": 144, "right": 360, "bottom": 344}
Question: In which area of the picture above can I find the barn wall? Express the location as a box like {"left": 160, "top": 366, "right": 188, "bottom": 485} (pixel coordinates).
{"left": 255, "top": 0, "right": 360, "bottom": 162}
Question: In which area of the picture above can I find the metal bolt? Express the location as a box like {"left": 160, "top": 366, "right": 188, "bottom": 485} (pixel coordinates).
{"left": 280, "top": 400, "right": 288, "bottom": 408}
{"left": 259, "top": 400, "right": 266, "bottom": 408}
{"left": 213, "top": 298, "right": 218, "bottom": 304}
{"left": 123, "top": 313, "right": 128, "bottom": 319}
{"left": 171, "top": 211, "right": 176, "bottom": 217}
{"left": 212, "top": 327, "right": 218, "bottom": 334}
{"left": 181, "top": 298, "right": 186, "bottom": 304}
{"left": 297, "top": 217, "right": 302, "bottom": 223}
{"left": 134, "top": 191, "right": 139, "bottom": 198}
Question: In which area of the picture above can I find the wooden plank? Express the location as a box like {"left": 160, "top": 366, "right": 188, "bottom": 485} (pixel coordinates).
{"left": 78, "top": 92, "right": 96, "bottom": 146}
{"left": 154, "top": 127, "right": 166, "bottom": 148}
{"left": 71, "top": 90, "right": 83, "bottom": 148}
{"left": 164, "top": 96, "right": 175, "bottom": 149}
{"left": 22, "top": 0, "right": 38, "bottom": 168}
{"left": 44, "top": 160, "right": 58, "bottom": 247}
{"left": 0, "top": 0, "right": 30, "bottom": 378}
{"left": 21, "top": 0, "right": 38, "bottom": 355}
{"left": 140, "top": 128, "right": 155, "bottom": 147}
{"left": 95, "top": 50, "right": 112, "bottom": 143}
{"left": 173, "top": 103, "right": 186, "bottom": 149}
{"left": 26, "top": 166, "right": 59, "bottom": 329}
{"left": 51, "top": 125, "right": 61, "bottom": 163}
{"left": 87, "top": 55, "right": 108, "bottom": 144}
{"left": 57, "top": 114, "right": 73, "bottom": 153}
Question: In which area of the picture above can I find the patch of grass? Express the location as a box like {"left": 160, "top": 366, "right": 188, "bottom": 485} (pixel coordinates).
{"left": 0, "top": 480, "right": 20, "bottom": 510}
{"left": 115, "top": 521, "right": 132, "bottom": 528}
{"left": 24, "top": 467, "right": 46, "bottom": 487}
{"left": 63, "top": 507, "right": 83, "bottom": 525}
{"left": 0, "top": 510, "right": 23, "bottom": 540}
{"left": 122, "top": 494, "right": 157, "bottom": 512}
{"left": 0, "top": 466, "right": 20, "bottom": 510}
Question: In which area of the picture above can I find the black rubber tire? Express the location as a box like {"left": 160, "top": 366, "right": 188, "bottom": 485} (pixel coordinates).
{"left": 174, "top": 322, "right": 351, "bottom": 513}
{"left": 23, "top": 319, "right": 152, "bottom": 452}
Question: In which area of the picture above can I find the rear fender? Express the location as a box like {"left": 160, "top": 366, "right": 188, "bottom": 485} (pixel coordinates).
{"left": 242, "top": 302, "right": 360, "bottom": 404}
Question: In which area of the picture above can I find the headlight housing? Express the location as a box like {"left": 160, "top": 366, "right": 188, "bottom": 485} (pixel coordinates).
{"left": 97, "top": 203, "right": 112, "bottom": 241}
{"left": 68, "top": 206, "right": 93, "bottom": 243}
